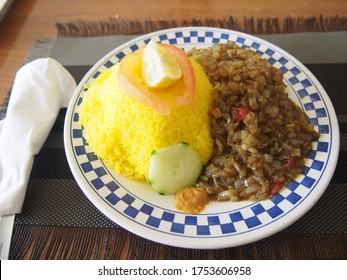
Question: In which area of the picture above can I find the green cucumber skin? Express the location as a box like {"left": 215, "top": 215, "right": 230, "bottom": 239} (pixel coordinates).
{"left": 148, "top": 142, "right": 202, "bottom": 195}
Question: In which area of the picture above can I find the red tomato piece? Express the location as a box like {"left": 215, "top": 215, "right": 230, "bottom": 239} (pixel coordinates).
{"left": 270, "top": 181, "right": 285, "bottom": 195}
{"left": 117, "top": 51, "right": 170, "bottom": 115}
{"left": 159, "top": 43, "right": 196, "bottom": 106}
{"left": 116, "top": 43, "right": 196, "bottom": 114}
{"left": 288, "top": 157, "right": 295, "bottom": 168}
{"left": 234, "top": 106, "right": 251, "bottom": 122}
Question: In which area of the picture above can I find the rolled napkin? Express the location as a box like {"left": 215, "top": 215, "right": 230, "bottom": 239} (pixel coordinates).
{"left": 0, "top": 58, "right": 77, "bottom": 215}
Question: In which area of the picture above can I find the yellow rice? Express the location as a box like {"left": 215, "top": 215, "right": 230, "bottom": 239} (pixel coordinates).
{"left": 79, "top": 58, "right": 214, "bottom": 181}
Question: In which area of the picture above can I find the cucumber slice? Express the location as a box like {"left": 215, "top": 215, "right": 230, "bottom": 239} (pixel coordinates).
{"left": 148, "top": 142, "right": 203, "bottom": 195}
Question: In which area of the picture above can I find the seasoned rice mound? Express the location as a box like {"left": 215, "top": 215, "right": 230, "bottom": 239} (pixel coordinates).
{"left": 189, "top": 42, "right": 320, "bottom": 201}
{"left": 79, "top": 59, "right": 214, "bottom": 181}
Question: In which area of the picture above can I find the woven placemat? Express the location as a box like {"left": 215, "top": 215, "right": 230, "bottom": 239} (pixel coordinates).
{"left": 2, "top": 32, "right": 344, "bottom": 234}
{"left": 1, "top": 24, "right": 346, "bottom": 234}
{"left": 5, "top": 20, "right": 347, "bottom": 260}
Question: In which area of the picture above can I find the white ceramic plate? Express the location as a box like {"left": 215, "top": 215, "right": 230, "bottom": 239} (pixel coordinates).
{"left": 64, "top": 27, "right": 339, "bottom": 249}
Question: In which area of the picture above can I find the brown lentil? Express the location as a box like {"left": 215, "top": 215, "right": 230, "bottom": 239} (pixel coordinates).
{"left": 189, "top": 42, "right": 320, "bottom": 202}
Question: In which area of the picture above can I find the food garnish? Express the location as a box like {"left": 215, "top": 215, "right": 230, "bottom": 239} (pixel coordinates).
{"left": 142, "top": 39, "right": 182, "bottom": 88}
{"left": 117, "top": 40, "right": 195, "bottom": 114}
{"left": 159, "top": 43, "right": 195, "bottom": 106}
{"left": 148, "top": 142, "right": 203, "bottom": 195}
{"left": 116, "top": 51, "right": 171, "bottom": 115}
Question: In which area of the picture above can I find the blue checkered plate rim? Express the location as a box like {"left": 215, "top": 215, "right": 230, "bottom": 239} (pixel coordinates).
{"left": 64, "top": 27, "right": 339, "bottom": 249}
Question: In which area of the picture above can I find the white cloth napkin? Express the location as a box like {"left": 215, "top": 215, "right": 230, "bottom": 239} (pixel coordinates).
{"left": 0, "top": 58, "right": 76, "bottom": 215}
